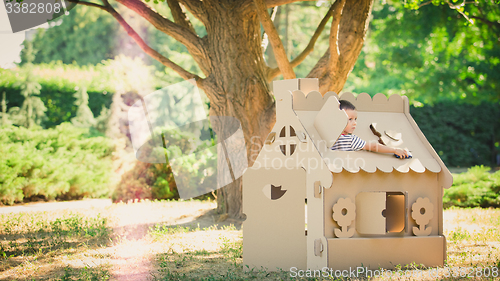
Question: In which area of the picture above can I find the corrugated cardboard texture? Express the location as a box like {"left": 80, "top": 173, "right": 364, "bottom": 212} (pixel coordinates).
{"left": 321, "top": 111, "right": 442, "bottom": 173}
{"left": 243, "top": 167, "right": 307, "bottom": 271}
{"left": 243, "top": 78, "right": 451, "bottom": 271}
{"left": 324, "top": 170, "right": 441, "bottom": 239}
{"left": 243, "top": 79, "right": 333, "bottom": 271}
{"left": 339, "top": 92, "right": 405, "bottom": 113}
{"left": 356, "top": 192, "right": 386, "bottom": 235}
{"left": 314, "top": 96, "right": 348, "bottom": 148}
{"left": 328, "top": 236, "right": 446, "bottom": 270}
{"left": 292, "top": 90, "right": 338, "bottom": 111}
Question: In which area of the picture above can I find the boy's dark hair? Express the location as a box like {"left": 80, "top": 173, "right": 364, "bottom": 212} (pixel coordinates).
{"left": 339, "top": 100, "right": 356, "bottom": 110}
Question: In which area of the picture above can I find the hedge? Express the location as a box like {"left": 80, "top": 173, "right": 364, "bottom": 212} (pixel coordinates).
{"left": 0, "top": 123, "right": 115, "bottom": 205}
{"left": 411, "top": 101, "right": 500, "bottom": 167}
{"left": 444, "top": 166, "right": 500, "bottom": 208}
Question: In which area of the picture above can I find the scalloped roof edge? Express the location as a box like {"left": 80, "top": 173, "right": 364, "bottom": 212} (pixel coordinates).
{"left": 292, "top": 91, "right": 405, "bottom": 113}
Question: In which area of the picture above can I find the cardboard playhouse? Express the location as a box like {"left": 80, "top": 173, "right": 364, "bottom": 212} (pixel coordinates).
{"left": 242, "top": 78, "right": 453, "bottom": 271}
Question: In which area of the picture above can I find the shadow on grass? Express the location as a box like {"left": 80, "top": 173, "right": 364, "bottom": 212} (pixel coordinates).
{"left": 0, "top": 250, "right": 112, "bottom": 280}
{"left": 151, "top": 242, "right": 293, "bottom": 281}
{"left": 111, "top": 208, "right": 243, "bottom": 242}
{"left": 0, "top": 262, "right": 112, "bottom": 281}
{"left": 144, "top": 209, "right": 293, "bottom": 281}
{"left": 0, "top": 232, "right": 109, "bottom": 258}
{"left": 0, "top": 212, "right": 112, "bottom": 280}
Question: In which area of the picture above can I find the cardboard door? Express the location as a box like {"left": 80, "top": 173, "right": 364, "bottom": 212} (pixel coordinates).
{"left": 356, "top": 192, "right": 386, "bottom": 235}
{"left": 243, "top": 167, "right": 307, "bottom": 270}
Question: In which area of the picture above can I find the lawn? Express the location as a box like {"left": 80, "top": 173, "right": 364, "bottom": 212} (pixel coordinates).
{"left": 0, "top": 200, "right": 498, "bottom": 280}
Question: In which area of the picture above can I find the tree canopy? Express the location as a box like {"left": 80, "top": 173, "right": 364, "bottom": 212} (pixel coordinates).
{"left": 347, "top": 0, "right": 500, "bottom": 105}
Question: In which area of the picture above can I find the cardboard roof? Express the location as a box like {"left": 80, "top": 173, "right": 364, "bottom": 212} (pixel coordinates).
{"left": 291, "top": 91, "right": 450, "bottom": 181}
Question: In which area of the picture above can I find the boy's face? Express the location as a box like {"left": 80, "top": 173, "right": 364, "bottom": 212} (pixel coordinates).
{"left": 343, "top": 109, "right": 357, "bottom": 135}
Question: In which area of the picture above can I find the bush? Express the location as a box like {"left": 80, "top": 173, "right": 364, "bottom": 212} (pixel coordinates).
{"left": 0, "top": 63, "right": 113, "bottom": 128}
{"left": 0, "top": 57, "right": 162, "bottom": 129}
{"left": 112, "top": 127, "right": 216, "bottom": 202}
{"left": 411, "top": 101, "right": 500, "bottom": 167}
{"left": 0, "top": 123, "right": 115, "bottom": 205}
{"left": 444, "top": 166, "right": 500, "bottom": 208}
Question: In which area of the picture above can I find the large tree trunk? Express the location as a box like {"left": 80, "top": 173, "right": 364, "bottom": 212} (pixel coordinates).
{"left": 200, "top": 2, "right": 275, "bottom": 219}
{"left": 198, "top": 0, "right": 373, "bottom": 219}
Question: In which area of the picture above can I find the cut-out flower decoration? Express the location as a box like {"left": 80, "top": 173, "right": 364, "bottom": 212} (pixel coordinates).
{"left": 411, "top": 197, "right": 434, "bottom": 236}
{"left": 332, "top": 198, "right": 356, "bottom": 228}
{"left": 411, "top": 197, "right": 433, "bottom": 226}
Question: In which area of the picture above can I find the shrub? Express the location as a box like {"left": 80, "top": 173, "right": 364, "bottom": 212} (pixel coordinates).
{"left": 0, "top": 57, "right": 160, "bottom": 129}
{"left": 0, "top": 64, "right": 113, "bottom": 128}
{"left": 444, "top": 166, "right": 500, "bottom": 208}
{"left": 0, "top": 123, "right": 114, "bottom": 205}
{"left": 112, "top": 127, "right": 216, "bottom": 202}
{"left": 411, "top": 101, "right": 500, "bottom": 167}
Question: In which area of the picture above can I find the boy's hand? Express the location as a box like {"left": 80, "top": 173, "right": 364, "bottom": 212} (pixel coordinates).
{"left": 394, "top": 148, "right": 410, "bottom": 159}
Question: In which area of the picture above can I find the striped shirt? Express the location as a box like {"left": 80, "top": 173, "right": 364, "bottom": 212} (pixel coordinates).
{"left": 331, "top": 134, "right": 366, "bottom": 151}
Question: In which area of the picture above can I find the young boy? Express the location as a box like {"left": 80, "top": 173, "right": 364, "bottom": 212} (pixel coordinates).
{"left": 331, "top": 100, "right": 409, "bottom": 158}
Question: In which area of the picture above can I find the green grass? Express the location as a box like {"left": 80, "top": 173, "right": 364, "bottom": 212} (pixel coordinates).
{"left": 0, "top": 201, "right": 498, "bottom": 280}
{"left": 0, "top": 209, "right": 112, "bottom": 280}
{"left": 0, "top": 212, "right": 109, "bottom": 257}
{"left": 150, "top": 207, "right": 500, "bottom": 281}
{"left": 151, "top": 236, "right": 293, "bottom": 281}
{"left": 56, "top": 264, "right": 111, "bottom": 281}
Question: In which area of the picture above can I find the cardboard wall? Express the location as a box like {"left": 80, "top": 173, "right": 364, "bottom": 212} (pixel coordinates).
{"left": 328, "top": 236, "right": 446, "bottom": 270}
{"left": 243, "top": 167, "right": 307, "bottom": 270}
{"left": 324, "top": 170, "right": 441, "bottom": 239}
{"left": 243, "top": 78, "right": 449, "bottom": 271}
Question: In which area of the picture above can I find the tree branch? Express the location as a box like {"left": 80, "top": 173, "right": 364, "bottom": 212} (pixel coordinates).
{"left": 253, "top": 0, "right": 295, "bottom": 80}
{"left": 114, "top": 0, "right": 205, "bottom": 57}
{"left": 239, "top": 0, "right": 316, "bottom": 14}
{"left": 177, "top": 0, "right": 206, "bottom": 24}
{"left": 417, "top": 1, "right": 433, "bottom": 8}
{"left": 473, "top": 3, "right": 500, "bottom": 37}
{"left": 469, "top": 15, "right": 500, "bottom": 35}
{"left": 68, "top": 0, "right": 201, "bottom": 83}
{"left": 167, "top": 0, "right": 196, "bottom": 34}
{"left": 265, "top": 0, "right": 317, "bottom": 7}
{"left": 70, "top": 0, "right": 107, "bottom": 11}
{"left": 261, "top": 6, "right": 278, "bottom": 52}
{"left": 417, "top": 0, "right": 475, "bottom": 8}
{"left": 267, "top": 2, "right": 335, "bottom": 80}
{"left": 307, "top": 0, "right": 346, "bottom": 79}
{"left": 328, "top": 0, "right": 346, "bottom": 66}
{"left": 110, "top": 10, "right": 201, "bottom": 82}
{"left": 470, "top": 15, "right": 499, "bottom": 27}
{"left": 308, "top": 0, "right": 373, "bottom": 93}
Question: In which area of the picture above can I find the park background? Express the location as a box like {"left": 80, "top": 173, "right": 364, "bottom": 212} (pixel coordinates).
{"left": 0, "top": 0, "right": 499, "bottom": 279}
